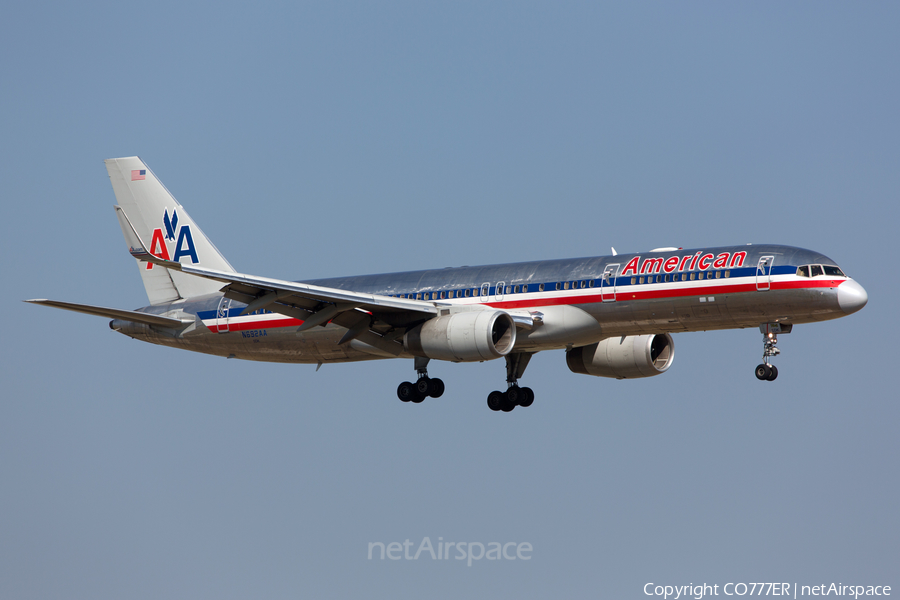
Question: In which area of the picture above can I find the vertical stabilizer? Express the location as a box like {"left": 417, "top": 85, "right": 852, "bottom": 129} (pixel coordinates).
{"left": 105, "top": 156, "right": 235, "bottom": 304}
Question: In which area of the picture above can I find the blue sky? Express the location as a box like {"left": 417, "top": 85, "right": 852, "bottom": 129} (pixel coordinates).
{"left": 2, "top": 3, "right": 897, "bottom": 598}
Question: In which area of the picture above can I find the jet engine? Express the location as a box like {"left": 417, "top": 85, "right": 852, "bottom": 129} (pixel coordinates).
{"left": 566, "top": 333, "right": 674, "bottom": 379}
{"left": 404, "top": 310, "right": 516, "bottom": 362}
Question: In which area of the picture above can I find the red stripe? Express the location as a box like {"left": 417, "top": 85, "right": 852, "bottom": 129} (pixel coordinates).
{"left": 204, "top": 278, "right": 846, "bottom": 331}
{"left": 203, "top": 317, "right": 303, "bottom": 332}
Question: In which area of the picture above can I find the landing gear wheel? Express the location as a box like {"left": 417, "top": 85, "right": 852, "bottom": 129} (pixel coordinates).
{"left": 755, "top": 364, "right": 770, "bottom": 380}
{"left": 397, "top": 381, "right": 415, "bottom": 402}
{"left": 487, "top": 391, "right": 503, "bottom": 412}
{"left": 766, "top": 365, "right": 778, "bottom": 381}
{"left": 416, "top": 377, "right": 431, "bottom": 396}
{"left": 505, "top": 386, "right": 519, "bottom": 405}
{"left": 428, "top": 378, "right": 445, "bottom": 398}
{"left": 410, "top": 390, "right": 426, "bottom": 403}
{"left": 518, "top": 387, "right": 535, "bottom": 407}
{"left": 500, "top": 392, "right": 516, "bottom": 412}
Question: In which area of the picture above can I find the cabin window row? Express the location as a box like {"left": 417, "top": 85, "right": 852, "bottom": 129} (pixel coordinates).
{"left": 631, "top": 270, "right": 731, "bottom": 284}
{"left": 389, "top": 269, "right": 735, "bottom": 300}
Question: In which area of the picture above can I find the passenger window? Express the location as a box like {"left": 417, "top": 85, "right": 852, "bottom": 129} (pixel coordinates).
{"left": 664, "top": 274, "right": 670, "bottom": 282}
{"left": 690, "top": 273, "right": 695, "bottom": 281}
{"left": 698, "top": 272, "right": 704, "bottom": 280}
{"left": 440, "top": 291, "right": 446, "bottom": 299}
{"left": 823, "top": 266, "right": 845, "bottom": 277}
{"left": 522, "top": 284, "right": 528, "bottom": 293}
{"left": 589, "top": 280, "right": 595, "bottom": 288}
{"left": 631, "top": 277, "right": 636, "bottom": 285}
{"left": 538, "top": 283, "right": 544, "bottom": 292}
{"left": 810, "top": 265, "right": 824, "bottom": 277}
{"left": 563, "top": 282, "right": 569, "bottom": 290}
{"left": 464, "top": 289, "right": 470, "bottom": 297}
{"left": 724, "top": 270, "right": 730, "bottom": 278}
{"left": 581, "top": 280, "right": 586, "bottom": 288}
{"left": 638, "top": 277, "right": 644, "bottom": 284}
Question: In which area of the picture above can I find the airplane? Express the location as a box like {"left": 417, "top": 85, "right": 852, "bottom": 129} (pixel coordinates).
{"left": 27, "top": 157, "right": 868, "bottom": 412}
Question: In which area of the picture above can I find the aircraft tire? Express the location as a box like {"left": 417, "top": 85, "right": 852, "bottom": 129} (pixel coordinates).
{"left": 416, "top": 377, "right": 431, "bottom": 396}
{"left": 505, "top": 387, "right": 519, "bottom": 405}
{"left": 428, "top": 378, "right": 445, "bottom": 398}
{"left": 397, "top": 381, "right": 416, "bottom": 402}
{"left": 766, "top": 365, "right": 778, "bottom": 381}
{"left": 755, "top": 364, "right": 770, "bottom": 380}
{"left": 487, "top": 391, "right": 503, "bottom": 411}
{"left": 518, "top": 387, "right": 535, "bottom": 407}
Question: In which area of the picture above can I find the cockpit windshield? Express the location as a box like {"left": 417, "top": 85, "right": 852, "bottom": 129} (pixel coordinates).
{"left": 796, "top": 264, "right": 846, "bottom": 278}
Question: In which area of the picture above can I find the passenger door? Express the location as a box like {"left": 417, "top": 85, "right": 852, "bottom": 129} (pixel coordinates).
{"left": 756, "top": 256, "right": 774, "bottom": 291}
{"left": 601, "top": 264, "right": 620, "bottom": 302}
{"left": 216, "top": 297, "right": 231, "bottom": 332}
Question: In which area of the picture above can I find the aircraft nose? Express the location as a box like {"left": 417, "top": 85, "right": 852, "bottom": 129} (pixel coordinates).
{"left": 838, "top": 279, "right": 868, "bottom": 314}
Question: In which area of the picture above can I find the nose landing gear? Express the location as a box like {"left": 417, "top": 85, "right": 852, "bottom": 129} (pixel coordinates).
{"left": 755, "top": 323, "right": 789, "bottom": 381}
{"left": 755, "top": 362, "right": 778, "bottom": 381}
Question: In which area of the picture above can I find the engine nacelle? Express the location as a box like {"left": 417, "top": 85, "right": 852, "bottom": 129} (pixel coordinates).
{"left": 404, "top": 310, "right": 516, "bottom": 362}
{"left": 566, "top": 333, "right": 674, "bottom": 379}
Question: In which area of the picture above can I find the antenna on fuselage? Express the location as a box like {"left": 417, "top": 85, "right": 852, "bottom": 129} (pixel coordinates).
{"left": 611, "top": 247, "right": 617, "bottom": 256}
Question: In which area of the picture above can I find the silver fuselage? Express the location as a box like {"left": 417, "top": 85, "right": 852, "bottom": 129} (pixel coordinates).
{"left": 114, "top": 243, "right": 865, "bottom": 365}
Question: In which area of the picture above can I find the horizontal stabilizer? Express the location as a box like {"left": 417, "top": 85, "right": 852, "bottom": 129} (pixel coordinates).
{"left": 24, "top": 299, "right": 189, "bottom": 328}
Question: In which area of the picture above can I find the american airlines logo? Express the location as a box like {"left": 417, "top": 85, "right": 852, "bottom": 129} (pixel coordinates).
{"left": 145, "top": 208, "right": 198, "bottom": 270}
{"left": 620, "top": 250, "right": 747, "bottom": 276}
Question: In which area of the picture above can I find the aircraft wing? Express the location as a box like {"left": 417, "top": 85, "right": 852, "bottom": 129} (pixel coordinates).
{"left": 116, "top": 207, "right": 437, "bottom": 350}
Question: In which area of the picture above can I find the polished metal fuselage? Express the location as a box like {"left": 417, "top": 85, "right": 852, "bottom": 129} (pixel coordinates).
{"left": 120, "top": 244, "right": 855, "bottom": 364}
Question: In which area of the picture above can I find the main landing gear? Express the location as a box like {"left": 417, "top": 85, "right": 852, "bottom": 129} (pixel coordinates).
{"left": 396, "top": 353, "right": 537, "bottom": 412}
{"left": 397, "top": 357, "right": 444, "bottom": 403}
{"left": 755, "top": 323, "right": 786, "bottom": 381}
{"left": 487, "top": 352, "right": 535, "bottom": 413}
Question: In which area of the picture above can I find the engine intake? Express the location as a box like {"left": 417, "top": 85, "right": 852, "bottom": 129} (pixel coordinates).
{"left": 566, "top": 333, "right": 674, "bottom": 379}
{"left": 404, "top": 310, "right": 516, "bottom": 362}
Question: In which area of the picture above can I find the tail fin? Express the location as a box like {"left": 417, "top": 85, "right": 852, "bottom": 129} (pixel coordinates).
{"left": 105, "top": 156, "right": 235, "bottom": 304}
